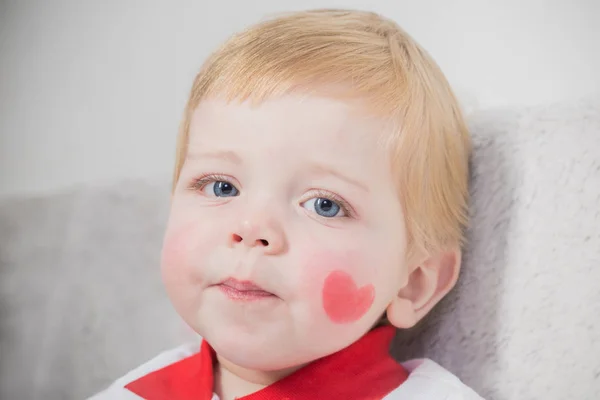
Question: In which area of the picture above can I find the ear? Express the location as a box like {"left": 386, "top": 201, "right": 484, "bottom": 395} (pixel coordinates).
{"left": 386, "top": 248, "right": 461, "bottom": 329}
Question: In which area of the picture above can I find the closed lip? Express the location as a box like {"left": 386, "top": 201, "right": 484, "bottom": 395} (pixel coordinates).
{"left": 220, "top": 278, "right": 267, "bottom": 292}
{"left": 216, "top": 278, "right": 277, "bottom": 300}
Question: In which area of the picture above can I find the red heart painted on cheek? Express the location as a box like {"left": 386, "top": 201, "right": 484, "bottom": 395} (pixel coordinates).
{"left": 322, "top": 270, "right": 375, "bottom": 324}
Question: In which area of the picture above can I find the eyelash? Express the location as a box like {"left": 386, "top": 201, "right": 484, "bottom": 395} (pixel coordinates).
{"left": 187, "top": 174, "right": 356, "bottom": 218}
{"left": 188, "top": 173, "right": 233, "bottom": 192}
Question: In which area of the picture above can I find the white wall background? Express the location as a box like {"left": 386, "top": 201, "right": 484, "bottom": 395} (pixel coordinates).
{"left": 1, "top": 0, "right": 598, "bottom": 197}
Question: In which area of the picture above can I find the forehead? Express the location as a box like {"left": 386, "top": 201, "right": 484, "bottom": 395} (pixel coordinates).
{"left": 187, "top": 95, "right": 390, "bottom": 160}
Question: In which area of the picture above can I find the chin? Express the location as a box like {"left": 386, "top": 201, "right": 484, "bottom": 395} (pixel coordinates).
{"left": 201, "top": 321, "right": 318, "bottom": 371}
{"left": 221, "top": 346, "right": 300, "bottom": 372}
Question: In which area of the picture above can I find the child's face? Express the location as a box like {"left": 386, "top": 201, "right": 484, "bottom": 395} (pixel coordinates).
{"left": 162, "top": 94, "right": 409, "bottom": 371}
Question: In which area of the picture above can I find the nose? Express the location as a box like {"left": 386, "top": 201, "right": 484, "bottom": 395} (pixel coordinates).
{"left": 229, "top": 218, "right": 286, "bottom": 255}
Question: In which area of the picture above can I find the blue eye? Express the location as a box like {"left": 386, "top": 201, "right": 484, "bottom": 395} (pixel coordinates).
{"left": 203, "top": 180, "right": 239, "bottom": 197}
{"left": 302, "top": 197, "right": 345, "bottom": 218}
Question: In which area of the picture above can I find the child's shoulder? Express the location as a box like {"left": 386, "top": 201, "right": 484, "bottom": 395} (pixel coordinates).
{"left": 87, "top": 342, "right": 202, "bottom": 399}
{"left": 386, "top": 359, "right": 483, "bottom": 400}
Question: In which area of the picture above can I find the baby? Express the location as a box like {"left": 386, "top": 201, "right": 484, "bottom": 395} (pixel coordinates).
{"left": 91, "top": 9, "right": 483, "bottom": 400}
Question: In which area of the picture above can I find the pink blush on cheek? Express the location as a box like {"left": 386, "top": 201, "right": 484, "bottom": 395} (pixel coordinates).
{"left": 160, "top": 224, "right": 202, "bottom": 278}
{"left": 322, "top": 270, "right": 375, "bottom": 324}
{"left": 161, "top": 229, "right": 191, "bottom": 268}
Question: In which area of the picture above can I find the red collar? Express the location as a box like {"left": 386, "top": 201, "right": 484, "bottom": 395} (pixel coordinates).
{"left": 125, "top": 326, "right": 408, "bottom": 400}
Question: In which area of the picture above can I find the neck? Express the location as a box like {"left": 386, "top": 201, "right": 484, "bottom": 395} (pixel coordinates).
{"left": 214, "top": 355, "right": 305, "bottom": 400}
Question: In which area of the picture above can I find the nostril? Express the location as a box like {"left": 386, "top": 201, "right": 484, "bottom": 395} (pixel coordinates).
{"left": 232, "top": 234, "right": 243, "bottom": 243}
{"left": 259, "top": 239, "right": 269, "bottom": 246}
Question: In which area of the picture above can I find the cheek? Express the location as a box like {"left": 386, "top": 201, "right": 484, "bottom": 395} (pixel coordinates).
{"left": 303, "top": 251, "right": 375, "bottom": 324}
{"left": 161, "top": 228, "right": 190, "bottom": 272}
{"left": 160, "top": 224, "right": 199, "bottom": 289}
{"left": 322, "top": 270, "right": 375, "bottom": 324}
{"left": 160, "top": 218, "right": 224, "bottom": 321}
{"left": 160, "top": 220, "right": 214, "bottom": 286}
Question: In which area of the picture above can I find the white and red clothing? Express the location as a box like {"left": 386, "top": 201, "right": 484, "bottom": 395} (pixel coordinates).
{"left": 89, "top": 326, "right": 483, "bottom": 400}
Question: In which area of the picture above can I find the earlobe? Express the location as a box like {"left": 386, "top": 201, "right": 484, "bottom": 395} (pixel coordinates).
{"left": 386, "top": 248, "right": 461, "bottom": 329}
{"left": 386, "top": 296, "right": 418, "bottom": 328}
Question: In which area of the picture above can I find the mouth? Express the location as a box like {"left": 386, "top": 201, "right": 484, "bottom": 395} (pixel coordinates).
{"left": 216, "top": 278, "right": 277, "bottom": 301}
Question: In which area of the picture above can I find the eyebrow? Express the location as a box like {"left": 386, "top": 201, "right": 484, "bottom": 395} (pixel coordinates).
{"left": 185, "top": 150, "right": 242, "bottom": 164}
{"left": 308, "top": 163, "right": 369, "bottom": 192}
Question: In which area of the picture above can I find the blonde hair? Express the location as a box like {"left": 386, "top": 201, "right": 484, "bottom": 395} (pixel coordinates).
{"left": 173, "top": 9, "right": 471, "bottom": 260}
